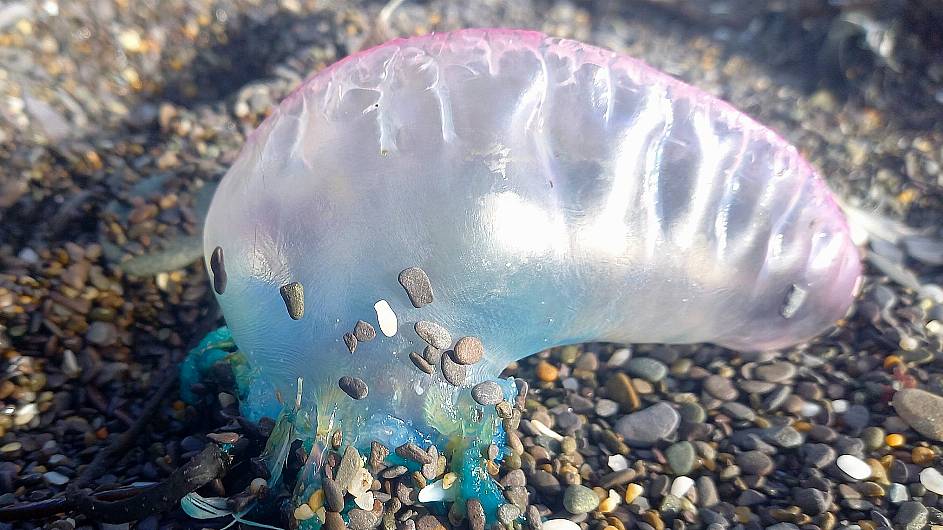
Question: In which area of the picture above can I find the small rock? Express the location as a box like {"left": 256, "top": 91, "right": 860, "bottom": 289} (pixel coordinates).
{"left": 626, "top": 357, "right": 668, "bottom": 383}
{"left": 398, "top": 267, "right": 434, "bottom": 308}
{"left": 467, "top": 498, "right": 485, "bottom": 530}
{"left": 338, "top": 376, "right": 368, "bottom": 400}
{"left": 354, "top": 320, "right": 376, "bottom": 342}
{"left": 415, "top": 320, "right": 451, "bottom": 349}
{"left": 920, "top": 467, "right": 943, "bottom": 495}
{"left": 670, "top": 476, "right": 694, "bottom": 497}
{"left": 563, "top": 484, "right": 599, "bottom": 514}
{"left": 409, "top": 351, "right": 434, "bottom": 374}
{"left": 893, "top": 388, "right": 943, "bottom": 441}
{"left": 703, "top": 375, "right": 738, "bottom": 401}
{"left": 453, "top": 336, "right": 484, "bottom": 365}
{"left": 396, "top": 442, "right": 433, "bottom": 465}
{"left": 43, "top": 471, "right": 69, "bottom": 486}
{"left": 86, "top": 321, "right": 117, "bottom": 346}
{"left": 895, "top": 501, "right": 929, "bottom": 530}
{"left": 614, "top": 402, "right": 680, "bottom": 447}
{"left": 793, "top": 487, "right": 830, "bottom": 515}
{"left": 665, "top": 441, "right": 696, "bottom": 475}
{"left": 279, "top": 282, "right": 305, "bottom": 320}
{"left": 736, "top": 451, "right": 774, "bottom": 476}
{"left": 837, "top": 454, "right": 871, "bottom": 480}
{"left": 754, "top": 361, "right": 796, "bottom": 383}
{"left": 344, "top": 333, "right": 358, "bottom": 353}
{"left": 440, "top": 352, "right": 467, "bottom": 387}
{"left": 471, "top": 381, "right": 503, "bottom": 406}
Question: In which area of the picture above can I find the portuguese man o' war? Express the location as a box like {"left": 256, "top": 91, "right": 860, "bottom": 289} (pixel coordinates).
{"left": 190, "top": 29, "right": 862, "bottom": 524}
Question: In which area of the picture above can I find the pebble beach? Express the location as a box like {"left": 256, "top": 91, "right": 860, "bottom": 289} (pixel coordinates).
{"left": 1, "top": 1, "right": 943, "bottom": 529}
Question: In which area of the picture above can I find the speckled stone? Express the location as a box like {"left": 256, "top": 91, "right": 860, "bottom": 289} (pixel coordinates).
{"left": 893, "top": 388, "right": 943, "bottom": 441}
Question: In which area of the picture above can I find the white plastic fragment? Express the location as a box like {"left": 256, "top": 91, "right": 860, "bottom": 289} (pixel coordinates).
{"left": 418, "top": 480, "right": 455, "bottom": 503}
{"left": 354, "top": 491, "right": 375, "bottom": 510}
{"left": 837, "top": 454, "right": 871, "bottom": 480}
{"left": 374, "top": 299, "right": 398, "bottom": 337}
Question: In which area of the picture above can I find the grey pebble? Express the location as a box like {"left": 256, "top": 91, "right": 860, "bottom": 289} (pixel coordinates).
{"left": 279, "top": 281, "right": 304, "bottom": 320}
{"left": 324, "top": 511, "right": 346, "bottom": 530}
{"left": 721, "top": 402, "right": 756, "bottom": 422}
{"left": 381, "top": 465, "right": 408, "bottom": 479}
{"left": 595, "top": 399, "right": 619, "bottom": 417}
{"left": 526, "top": 505, "right": 542, "bottom": 530}
{"left": 343, "top": 332, "right": 358, "bottom": 353}
{"left": 888, "top": 483, "right": 908, "bottom": 503}
{"left": 703, "top": 375, "right": 738, "bottom": 401}
{"left": 614, "top": 402, "right": 680, "bottom": 447}
{"left": 697, "top": 476, "right": 719, "bottom": 507}
{"left": 736, "top": 450, "right": 774, "bottom": 476}
{"left": 354, "top": 320, "right": 376, "bottom": 342}
{"left": 409, "top": 351, "right": 434, "bottom": 375}
{"left": 793, "top": 487, "right": 831, "bottom": 515}
{"left": 452, "top": 336, "right": 484, "bottom": 365}
{"left": 335, "top": 445, "right": 362, "bottom": 492}
{"left": 563, "top": 484, "right": 599, "bottom": 514}
{"left": 801, "top": 443, "right": 837, "bottom": 468}
{"left": 398, "top": 267, "right": 434, "bottom": 308}
{"left": 497, "top": 504, "right": 521, "bottom": 525}
{"left": 210, "top": 246, "right": 226, "bottom": 294}
{"left": 441, "top": 351, "right": 467, "bottom": 387}
{"left": 415, "top": 320, "right": 451, "bottom": 349}
{"left": 423, "top": 346, "right": 442, "bottom": 365}
{"left": 348, "top": 509, "right": 378, "bottom": 530}
{"left": 765, "top": 425, "right": 803, "bottom": 448}
{"left": 893, "top": 388, "right": 943, "bottom": 441}
{"left": 754, "top": 361, "right": 796, "bottom": 383}
{"left": 626, "top": 357, "right": 668, "bottom": 382}
{"left": 471, "top": 381, "right": 503, "bottom": 406}
{"left": 895, "top": 501, "right": 929, "bottom": 530}
{"left": 395, "top": 442, "right": 433, "bottom": 465}
{"left": 338, "top": 376, "right": 368, "bottom": 400}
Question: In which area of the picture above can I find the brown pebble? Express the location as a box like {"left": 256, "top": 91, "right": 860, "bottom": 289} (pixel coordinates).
{"left": 395, "top": 442, "right": 433, "bottom": 465}
{"left": 279, "top": 282, "right": 304, "bottom": 320}
{"left": 324, "top": 510, "right": 347, "bottom": 530}
{"left": 471, "top": 381, "right": 503, "bottom": 406}
{"left": 207, "top": 432, "right": 239, "bottom": 444}
{"left": 441, "top": 351, "right": 467, "bottom": 387}
{"left": 423, "top": 346, "right": 442, "bottom": 365}
{"left": 409, "top": 351, "right": 434, "bottom": 375}
{"left": 354, "top": 320, "right": 376, "bottom": 342}
{"left": 467, "top": 499, "right": 485, "bottom": 530}
{"left": 339, "top": 376, "right": 368, "bottom": 400}
{"left": 526, "top": 505, "right": 542, "bottom": 530}
{"left": 210, "top": 246, "right": 226, "bottom": 294}
{"left": 369, "top": 441, "right": 389, "bottom": 472}
{"left": 398, "top": 267, "right": 434, "bottom": 308}
{"left": 344, "top": 333, "right": 358, "bottom": 353}
{"left": 323, "top": 476, "right": 345, "bottom": 512}
{"left": 452, "top": 336, "right": 484, "bottom": 365}
{"left": 382, "top": 465, "right": 408, "bottom": 479}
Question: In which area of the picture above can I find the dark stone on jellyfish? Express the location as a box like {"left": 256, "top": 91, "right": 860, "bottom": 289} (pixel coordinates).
{"left": 471, "top": 381, "right": 503, "bottom": 406}
{"left": 395, "top": 442, "right": 433, "bottom": 465}
{"left": 415, "top": 320, "right": 452, "bottom": 350}
{"left": 323, "top": 476, "right": 345, "bottom": 512}
{"left": 398, "top": 267, "right": 435, "bottom": 308}
{"left": 423, "top": 346, "right": 442, "bottom": 365}
{"left": 344, "top": 332, "right": 358, "bottom": 353}
{"left": 453, "top": 336, "right": 484, "bottom": 365}
{"left": 339, "top": 376, "right": 368, "bottom": 400}
{"left": 467, "top": 498, "right": 485, "bottom": 530}
{"left": 441, "top": 351, "right": 467, "bottom": 387}
{"left": 354, "top": 320, "right": 376, "bottom": 342}
{"left": 781, "top": 284, "right": 807, "bottom": 319}
{"left": 409, "top": 351, "right": 434, "bottom": 375}
{"left": 279, "top": 281, "right": 304, "bottom": 320}
{"left": 210, "top": 246, "right": 226, "bottom": 294}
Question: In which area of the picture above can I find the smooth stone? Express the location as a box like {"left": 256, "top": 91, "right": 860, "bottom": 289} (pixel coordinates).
{"left": 703, "top": 375, "right": 738, "bottom": 401}
{"left": 895, "top": 501, "right": 929, "bottom": 530}
{"left": 614, "top": 402, "right": 680, "bottom": 447}
{"left": 338, "top": 376, "right": 368, "bottom": 400}
{"left": 595, "top": 399, "right": 619, "bottom": 417}
{"left": 765, "top": 426, "right": 803, "bottom": 448}
{"left": 842, "top": 404, "right": 870, "bottom": 433}
{"left": 563, "top": 484, "right": 599, "bottom": 514}
{"left": 626, "top": 357, "right": 668, "bottom": 383}
{"left": 452, "top": 336, "right": 484, "bottom": 365}
{"left": 920, "top": 467, "right": 943, "bottom": 495}
{"left": 471, "top": 381, "right": 503, "bottom": 406}
{"left": 736, "top": 451, "right": 774, "bottom": 476}
{"left": 893, "top": 388, "right": 943, "bottom": 441}
{"left": 679, "top": 402, "right": 707, "bottom": 424}
{"left": 415, "top": 320, "right": 452, "bottom": 350}
{"left": 793, "top": 487, "right": 831, "bottom": 515}
{"left": 279, "top": 282, "right": 305, "bottom": 320}
{"left": 398, "top": 267, "right": 434, "bottom": 308}
{"left": 887, "top": 483, "right": 909, "bottom": 503}
{"left": 670, "top": 476, "right": 694, "bottom": 497}
{"left": 837, "top": 454, "right": 872, "bottom": 480}
{"left": 696, "top": 476, "right": 719, "bottom": 507}
{"left": 440, "top": 352, "right": 467, "bottom": 387}
{"left": 754, "top": 362, "right": 797, "bottom": 383}
{"left": 802, "top": 443, "right": 837, "bottom": 469}
{"left": 354, "top": 320, "right": 376, "bottom": 342}
{"left": 665, "top": 441, "right": 697, "bottom": 475}
{"left": 43, "top": 471, "right": 69, "bottom": 486}
{"left": 721, "top": 402, "right": 756, "bottom": 422}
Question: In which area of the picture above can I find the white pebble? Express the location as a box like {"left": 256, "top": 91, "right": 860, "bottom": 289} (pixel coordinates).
{"left": 543, "top": 520, "right": 581, "bottom": 530}
{"left": 43, "top": 471, "right": 69, "bottom": 485}
{"left": 800, "top": 401, "right": 822, "bottom": 417}
{"left": 530, "top": 419, "right": 563, "bottom": 441}
{"left": 374, "top": 299, "right": 398, "bottom": 337}
{"left": 14, "top": 403, "right": 37, "bottom": 426}
{"left": 832, "top": 399, "right": 849, "bottom": 413}
{"left": 608, "top": 454, "right": 629, "bottom": 471}
{"left": 608, "top": 348, "right": 631, "bottom": 366}
{"left": 837, "top": 454, "right": 871, "bottom": 480}
{"left": 921, "top": 467, "right": 943, "bottom": 495}
{"left": 670, "top": 476, "right": 694, "bottom": 497}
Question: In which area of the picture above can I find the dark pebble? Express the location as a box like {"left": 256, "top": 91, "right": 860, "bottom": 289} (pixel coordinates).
{"left": 896, "top": 501, "right": 929, "bottom": 530}
{"left": 453, "top": 336, "right": 484, "bottom": 365}
{"left": 210, "top": 246, "right": 226, "bottom": 294}
{"left": 441, "top": 351, "right": 467, "bottom": 387}
{"left": 793, "top": 487, "right": 831, "bottom": 515}
{"left": 279, "top": 281, "right": 305, "bottom": 320}
{"left": 467, "top": 499, "right": 485, "bottom": 530}
{"left": 354, "top": 320, "right": 376, "bottom": 342}
{"left": 801, "top": 443, "right": 837, "bottom": 469}
{"left": 409, "top": 351, "right": 434, "bottom": 375}
{"left": 323, "top": 476, "right": 345, "bottom": 512}
{"left": 348, "top": 509, "right": 378, "bottom": 530}
{"left": 398, "top": 267, "right": 434, "bottom": 308}
{"left": 338, "top": 376, "right": 368, "bottom": 400}
{"left": 395, "top": 442, "right": 433, "bottom": 465}
{"left": 324, "top": 511, "right": 346, "bottom": 530}
{"left": 344, "top": 332, "right": 358, "bottom": 353}
{"left": 736, "top": 450, "right": 774, "bottom": 476}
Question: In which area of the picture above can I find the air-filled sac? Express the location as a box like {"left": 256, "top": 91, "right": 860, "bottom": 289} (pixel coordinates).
{"left": 202, "top": 29, "right": 861, "bottom": 444}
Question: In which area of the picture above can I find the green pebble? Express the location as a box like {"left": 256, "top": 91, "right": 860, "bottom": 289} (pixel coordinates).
{"left": 563, "top": 484, "right": 599, "bottom": 514}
